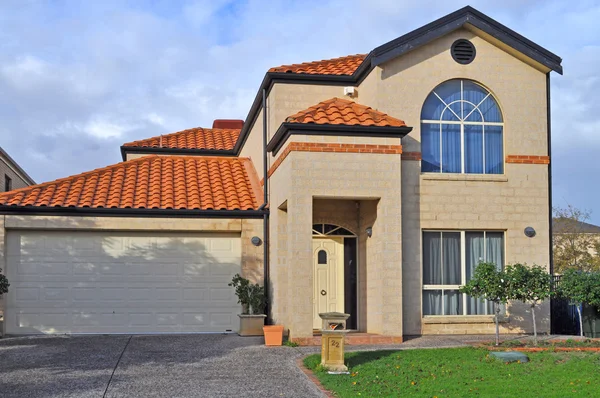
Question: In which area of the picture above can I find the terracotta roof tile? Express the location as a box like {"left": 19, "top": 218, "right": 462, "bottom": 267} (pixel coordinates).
{"left": 122, "top": 127, "right": 240, "bottom": 151}
{"left": 269, "top": 54, "right": 367, "bottom": 75}
{"left": 0, "top": 156, "right": 261, "bottom": 211}
{"left": 286, "top": 98, "right": 406, "bottom": 127}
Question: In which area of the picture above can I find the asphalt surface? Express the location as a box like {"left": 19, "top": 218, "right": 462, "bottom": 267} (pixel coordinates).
{"left": 0, "top": 334, "right": 324, "bottom": 398}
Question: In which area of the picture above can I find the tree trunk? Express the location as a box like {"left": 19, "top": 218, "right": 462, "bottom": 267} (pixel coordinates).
{"left": 495, "top": 302, "right": 500, "bottom": 346}
{"left": 577, "top": 304, "right": 584, "bottom": 337}
{"left": 531, "top": 304, "right": 537, "bottom": 346}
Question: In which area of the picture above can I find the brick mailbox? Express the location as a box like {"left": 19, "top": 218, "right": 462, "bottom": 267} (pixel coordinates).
{"left": 319, "top": 312, "right": 350, "bottom": 373}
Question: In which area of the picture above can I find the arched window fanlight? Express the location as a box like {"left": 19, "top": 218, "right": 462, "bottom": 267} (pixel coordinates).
{"left": 421, "top": 79, "right": 503, "bottom": 175}
{"left": 312, "top": 224, "right": 356, "bottom": 237}
{"left": 317, "top": 250, "right": 327, "bottom": 264}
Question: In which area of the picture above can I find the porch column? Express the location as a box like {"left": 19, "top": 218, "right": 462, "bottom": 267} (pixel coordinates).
{"left": 286, "top": 193, "right": 313, "bottom": 339}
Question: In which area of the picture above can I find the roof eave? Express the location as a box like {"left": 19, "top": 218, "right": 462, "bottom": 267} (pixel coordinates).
{"left": 0, "top": 205, "right": 268, "bottom": 219}
{"left": 266, "top": 123, "right": 413, "bottom": 155}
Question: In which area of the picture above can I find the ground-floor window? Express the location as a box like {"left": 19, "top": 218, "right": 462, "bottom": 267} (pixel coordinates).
{"left": 422, "top": 230, "right": 504, "bottom": 316}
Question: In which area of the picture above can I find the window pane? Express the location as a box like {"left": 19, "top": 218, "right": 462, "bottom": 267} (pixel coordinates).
{"left": 434, "top": 80, "right": 462, "bottom": 107}
{"left": 463, "top": 103, "right": 482, "bottom": 122}
{"left": 466, "top": 232, "right": 485, "bottom": 281}
{"left": 463, "top": 80, "right": 488, "bottom": 113}
{"left": 318, "top": 250, "right": 327, "bottom": 264}
{"left": 313, "top": 224, "right": 323, "bottom": 233}
{"left": 441, "top": 124, "right": 461, "bottom": 173}
{"left": 421, "top": 123, "right": 441, "bottom": 172}
{"left": 479, "top": 96, "right": 503, "bottom": 122}
{"left": 421, "top": 94, "right": 444, "bottom": 120}
{"left": 485, "top": 126, "right": 503, "bottom": 174}
{"left": 423, "top": 290, "right": 442, "bottom": 315}
{"left": 423, "top": 232, "right": 442, "bottom": 284}
{"left": 467, "top": 295, "right": 488, "bottom": 315}
{"left": 465, "top": 125, "right": 483, "bottom": 174}
{"left": 444, "top": 290, "right": 463, "bottom": 315}
{"left": 441, "top": 102, "right": 461, "bottom": 121}
{"left": 486, "top": 232, "right": 504, "bottom": 270}
{"left": 442, "top": 232, "right": 461, "bottom": 285}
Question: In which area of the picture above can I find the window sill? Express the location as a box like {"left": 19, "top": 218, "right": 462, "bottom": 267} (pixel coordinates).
{"left": 421, "top": 173, "right": 508, "bottom": 182}
{"left": 422, "top": 315, "right": 509, "bottom": 324}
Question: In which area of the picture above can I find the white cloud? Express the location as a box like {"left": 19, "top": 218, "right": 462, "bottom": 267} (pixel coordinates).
{"left": 83, "top": 119, "right": 137, "bottom": 139}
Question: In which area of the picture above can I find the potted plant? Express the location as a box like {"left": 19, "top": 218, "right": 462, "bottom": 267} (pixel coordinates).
{"left": 229, "top": 274, "right": 266, "bottom": 336}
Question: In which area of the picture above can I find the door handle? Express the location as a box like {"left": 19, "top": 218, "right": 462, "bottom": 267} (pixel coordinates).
{"left": 321, "top": 290, "right": 327, "bottom": 296}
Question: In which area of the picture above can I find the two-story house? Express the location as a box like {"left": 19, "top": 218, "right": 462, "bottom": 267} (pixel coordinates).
{"left": 0, "top": 7, "right": 561, "bottom": 342}
{"left": 0, "top": 147, "right": 35, "bottom": 193}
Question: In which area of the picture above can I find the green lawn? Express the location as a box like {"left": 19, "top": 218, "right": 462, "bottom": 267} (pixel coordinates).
{"left": 304, "top": 348, "right": 600, "bottom": 397}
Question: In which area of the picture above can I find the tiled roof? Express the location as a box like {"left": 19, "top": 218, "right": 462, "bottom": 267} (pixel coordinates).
{"left": 122, "top": 127, "right": 240, "bottom": 151}
{"left": 285, "top": 98, "right": 406, "bottom": 127}
{"left": 269, "top": 54, "right": 367, "bottom": 75}
{"left": 0, "top": 156, "right": 261, "bottom": 211}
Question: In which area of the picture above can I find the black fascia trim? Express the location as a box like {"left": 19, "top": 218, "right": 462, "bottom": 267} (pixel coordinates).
{"left": 120, "top": 146, "right": 236, "bottom": 160}
{"left": 267, "top": 123, "right": 413, "bottom": 155}
{"left": 0, "top": 206, "right": 268, "bottom": 219}
{"left": 371, "top": 6, "right": 563, "bottom": 74}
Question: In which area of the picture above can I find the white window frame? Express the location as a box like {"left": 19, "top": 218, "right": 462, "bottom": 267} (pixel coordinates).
{"left": 422, "top": 230, "right": 505, "bottom": 316}
{"left": 421, "top": 80, "right": 504, "bottom": 174}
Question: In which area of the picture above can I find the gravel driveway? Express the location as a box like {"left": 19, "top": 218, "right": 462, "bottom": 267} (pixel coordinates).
{"left": 0, "top": 334, "right": 324, "bottom": 398}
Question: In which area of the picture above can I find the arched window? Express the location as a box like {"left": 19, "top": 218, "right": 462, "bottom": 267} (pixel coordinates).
{"left": 421, "top": 79, "right": 503, "bottom": 174}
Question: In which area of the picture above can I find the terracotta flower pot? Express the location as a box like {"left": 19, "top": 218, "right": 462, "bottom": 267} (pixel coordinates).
{"left": 263, "top": 325, "right": 284, "bottom": 346}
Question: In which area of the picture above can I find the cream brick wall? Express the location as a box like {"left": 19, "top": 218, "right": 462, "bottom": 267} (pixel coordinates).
{"left": 269, "top": 151, "right": 402, "bottom": 339}
{"left": 240, "top": 108, "right": 265, "bottom": 181}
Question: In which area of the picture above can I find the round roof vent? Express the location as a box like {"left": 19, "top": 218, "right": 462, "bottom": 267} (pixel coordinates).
{"left": 451, "top": 39, "right": 476, "bottom": 65}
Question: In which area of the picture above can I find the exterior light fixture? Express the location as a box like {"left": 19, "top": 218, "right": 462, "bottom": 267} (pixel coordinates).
{"left": 524, "top": 227, "right": 536, "bottom": 238}
{"left": 366, "top": 227, "right": 373, "bottom": 238}
{"left": 251, "top": 236, "right": 263, "bottom": 246}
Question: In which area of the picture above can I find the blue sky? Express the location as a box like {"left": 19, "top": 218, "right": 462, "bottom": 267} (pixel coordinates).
{"left": 1, "top": 0, "right": 599, "bottom": 223}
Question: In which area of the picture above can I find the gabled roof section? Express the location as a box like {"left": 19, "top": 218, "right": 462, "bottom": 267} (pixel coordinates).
{"left": 286, "top": 98, "right": 406, "bottom": 127}
{"left": 0, "top": 156, "right": 262, "bottom": 213}
{"left": 371, "top": 6, "right": 563, "bottom": 74}
{"left": 267, "top": 98, "right": 412, "bottom": 154}
{"left": 269, "top": 54, "right": 367, "bottom": 76}
{"left": 123, "top": 127, "right": 240, "bottom": 151}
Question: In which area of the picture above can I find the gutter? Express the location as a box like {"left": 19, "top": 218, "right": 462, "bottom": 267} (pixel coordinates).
{"left": 261, "top": 88, "right": 271, "bottom": 324}
{"left": 0, "top": 206, "right": 267, "bottom": 219}
{"left": 547, "top": 72, "right": 554, "bottom": 275}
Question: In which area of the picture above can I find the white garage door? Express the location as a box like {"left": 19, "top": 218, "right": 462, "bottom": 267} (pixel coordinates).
{"left": 4, "top": 231, "right": 242, "bottom": 335}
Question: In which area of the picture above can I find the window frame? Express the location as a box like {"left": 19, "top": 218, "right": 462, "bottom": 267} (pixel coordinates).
{"left": 421, "top": 79, "right": 504, "bottom": 175}
{"left": 422, "top": 230, "right": 506, "bottom": 317}
{"left": 4, "top": 175, "right": 11, "bottom": 192}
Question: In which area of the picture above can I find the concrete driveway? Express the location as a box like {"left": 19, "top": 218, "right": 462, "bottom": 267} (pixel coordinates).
{"left": 0, "top": 334, "right": 324, "bottom": 398}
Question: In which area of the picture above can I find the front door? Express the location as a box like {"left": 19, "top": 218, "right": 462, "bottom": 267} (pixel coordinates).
{"left": 313, "top": 237, "right": 345, "bottom": 329}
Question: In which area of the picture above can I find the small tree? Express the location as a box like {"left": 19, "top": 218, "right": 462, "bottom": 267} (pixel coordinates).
{"left": 0, "top": 269, "right": 9, "bottom": 296}
{"left": 459, "top": 262, "right": 509, "bottom": 346}
{"left": 556, "top": 269, "right": 595, "bottom": 337}
{"left": 553, "top": 205, "right": 599, "bottom": 273}
{"left": 506, "top": 264, "right": 553, "bottom": 346}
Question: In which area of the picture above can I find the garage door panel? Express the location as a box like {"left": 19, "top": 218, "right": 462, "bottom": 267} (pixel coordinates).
{"left": 5, "top": 231, "right": 242, "bottom": 334}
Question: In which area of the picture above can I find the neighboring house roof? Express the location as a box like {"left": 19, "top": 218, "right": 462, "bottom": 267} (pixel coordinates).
{"left": 553, "top": 218, "right": 600, "bottom": 234}
{"left": 122, "top": 127, "right": 240, "bottom": 150}
{"left": 0, "top": 156, "right": 261, "bottom": 212}
{"left": 0, "top": 146, "right": 36, "bottom": 185}
{"left": 285, "top": 98, "right": 406, "bottom": 127}
{"left": 269, "top": 54, "right": 367, "bottom": 76}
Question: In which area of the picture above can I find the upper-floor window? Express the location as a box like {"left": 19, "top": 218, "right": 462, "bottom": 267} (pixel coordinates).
{"left": 421, "top": 79, "right": 503, "bottom": 174}
{"left": 4, "top": 175, "right": 11, "bottom": 192}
